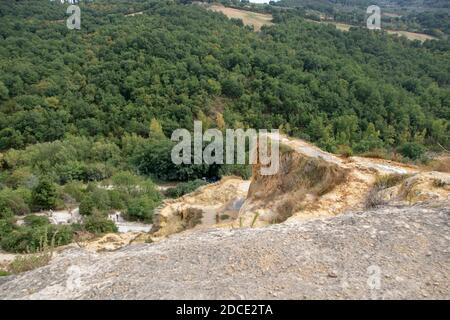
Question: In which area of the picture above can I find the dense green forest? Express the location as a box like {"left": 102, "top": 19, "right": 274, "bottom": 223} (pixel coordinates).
{"left": 0, "top": 0, "right": 449, "bottom": 251}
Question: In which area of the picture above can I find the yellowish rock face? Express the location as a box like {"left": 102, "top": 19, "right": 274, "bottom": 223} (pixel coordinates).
{"left": 150, "top": 134, "right": 449, "bottom": 236}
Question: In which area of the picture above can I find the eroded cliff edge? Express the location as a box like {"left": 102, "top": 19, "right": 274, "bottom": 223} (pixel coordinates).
{"left": 150, "top": 134, "right": 449, "bottom": 235}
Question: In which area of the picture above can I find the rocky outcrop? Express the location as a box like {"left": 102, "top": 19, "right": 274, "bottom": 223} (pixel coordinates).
{"left": 149, "top": 177, "right": 250, "bottom": 239}
{"left": 236, "top": 134, "right": 449, "bottom": 227}
{"left": 1, "top": 135, "right": 449, "bottom": 299}
{"left": 374, "top": 172, "right": 450, "bottom": 205}
{"left": 150, "top": 134, "right": 449, "bottom": 234}
{"left": 1, "top": 204, "right": 448, "bottom": 299}
{"left": 238, "top": 148, "right": 350, "bottom": 226}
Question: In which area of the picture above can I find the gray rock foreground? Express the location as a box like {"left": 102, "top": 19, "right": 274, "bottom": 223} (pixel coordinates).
{"left": 0, "top": 204, "right": 449, "bottom": 299}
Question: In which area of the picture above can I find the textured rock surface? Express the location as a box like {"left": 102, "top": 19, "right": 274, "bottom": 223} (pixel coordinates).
{"left": 150, "top": 177, "right": 250, "bottom": 238}
{"left": 1, "top": 204, "right": 448, "bottom": 300}
{"left": 237, "top": 134, "right": 448, "bottom": 227}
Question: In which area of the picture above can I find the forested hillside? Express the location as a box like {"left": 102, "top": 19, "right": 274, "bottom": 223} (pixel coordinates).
{"left": 275, "top": 0, "right": 450, "bottom": 37}
{"left": 1, "top": 0, "right": 448, "bottom": 151}
{"left": 0, "top": 0, "right": 449, "bottom": 252}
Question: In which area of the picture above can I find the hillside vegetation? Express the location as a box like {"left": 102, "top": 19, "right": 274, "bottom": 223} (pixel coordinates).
{"left": 275, "top": 0, "right": 450, "bottom": 37}
{"left": 0, "top": 0, "right": 449, "bottom": 251}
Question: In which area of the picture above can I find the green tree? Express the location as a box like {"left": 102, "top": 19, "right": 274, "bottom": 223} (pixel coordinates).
{"left": 149, "top": 118, "right": 166, "bottom": 139}
{"left": 399, "top": 142, "right": 426, "bottom": 160}
{"left": 125, "top": 196, "right": 158, "bottom": 222}
{"left": 221, "top": 77, "right": 243, "bottom": 98}
{"left": 354, "top": 123, "right": 383, "bottom": 152}
{"left": 0, "top": 81, "right": 8, "bottom": 100}
{"left": 79, "top": 195, "right": 95, "bottom": 216}
{"left": 31, "top": 178, "right": 57, "bottom": 211}
{"left": 83, "top": 214, "right": 118, "bottom": 234}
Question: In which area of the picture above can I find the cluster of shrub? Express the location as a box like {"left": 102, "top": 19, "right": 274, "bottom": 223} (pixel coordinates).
{"left": 0, "top": 213, "right": 120, "bottom": 254}
{"left": 165, "top": 179, "right": 208, "bottom": 198}
{"left": 0, "top": 129, "right": 252, "bottom": 253}
{"left": 0, "top": 169, "right": 163, "bottom": 253}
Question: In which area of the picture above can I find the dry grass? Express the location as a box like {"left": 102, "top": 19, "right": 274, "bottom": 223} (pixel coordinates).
{"left": 336, "top": 145, "right": 353, "bottom": 158}
{"left": 310, "top": 19, "right": 436, "bottom": 42}
{"left": 365, "top": 188, "right": 386, "bottom": 209}
{"left": 307, "top": 19, "right": 351, "bottom": 31}
{"left": 333, "top": 22, "right": 351, "bottom": 31}
{"left": 432, "top": 179, "right": 447, "bottom": 188}
{"left": 257, "top": 155, "right": 348, "bottom": 223}
{"left": 359, "top": 149, "right": 404, "bottom": 162}
{"left": 279, "top": 142, "right": 295, "bottom": 155}
{"left": 366, "top": 173, "right": 410, "bottom": 208}
{"left": 426, "top": 156, "right": 450, "bottom": 173}
{"left": 386, "top": 30, "right": 436, "bottom": 42}
{"left": 255, "top": 154, "right": 348, "bottom": 204}
{"left": 275, "top": 198, "right": 302, "bottom": 223}
{"left": 383, "top": 12, "right": 402, "bottom": 18}
{"left": 7, "top": 228, "right": 57, "bottom": 274}
{"left": 207, "top": 4, "right": 273, "bottom": 31}
{"left": 359, "top": 149, "right": 390, "bottom": 160}
{"left": 296, "top": 157, "right": 348, "bottom": 196}
{"left": 182, "top": 207, "right": 203, "bottom": 230}
{"left": 8, "top": 252, "right": 52, "bottom": 274}
{"left": 373, "top": 173, "right": 410, "bottom": 190}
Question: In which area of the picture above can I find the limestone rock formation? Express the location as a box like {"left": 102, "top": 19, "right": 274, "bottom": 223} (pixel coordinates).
{"left": 150, "top": 135, "right": 449, "bottom": 234}
{"left": 236, "top": 134, "right": 449, "bottom": 227}
{"left": 1, "top": 204, "right": 448, "bottom": 299}
{"left": 149, "top": 177, "right": 250, "bottom": 239}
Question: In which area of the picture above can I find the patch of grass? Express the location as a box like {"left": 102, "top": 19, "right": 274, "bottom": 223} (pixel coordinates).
{"left": 432, "top": 179, "right": 448, "bottom": 188}
{"left": 207, "top": 5, "right": 273, "bottom": 31}
{"left": 165, "top": 179, "right": 207, "bottom": 198}
{"left": 275, "top": 198, "right": 300, "bottom": 223}
{"left": 336, "top": 145, "right": 353, "bottom": 158}
{"left": 0, "top": 270, "right": 10, "bottom": 276}
{"left": 250, "top": 212, "right": 259, "bottom": 228}
{"left": 279, "top": 143, "right": 294, "bottom": 155}
{"left": 365, "top": 174, "right": 410, "bottom": 209}
{"left": 9, "top": 252, "right": 52, "bottom": 274}
{"left": 7, "top": 227, "right": 59, "bottom": 274}
{"left": 83, "top": 214, "right": 118, "bottom": 234}
{"left": 181, "top": 208, "right": 203, "bottom": 230}
{"left": 304, "top": 159, "right": 347, "bottom": 196}
{"left": 427, "top": 157, "right": 450, "bottom": 173}
{"left": 373, "top": 174, "right": 409, "bottom": 190}
{"left": 278, "top": 156, "right": 348, "bottom": 198}
{"left": 365, "top": 188, "right": 386, "bottom": 209}
{"left": 360, "top": 149, "right": 390, "bottom": 160}
{"left": 359, "top": 149, "right": 405, "bottom": 163}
